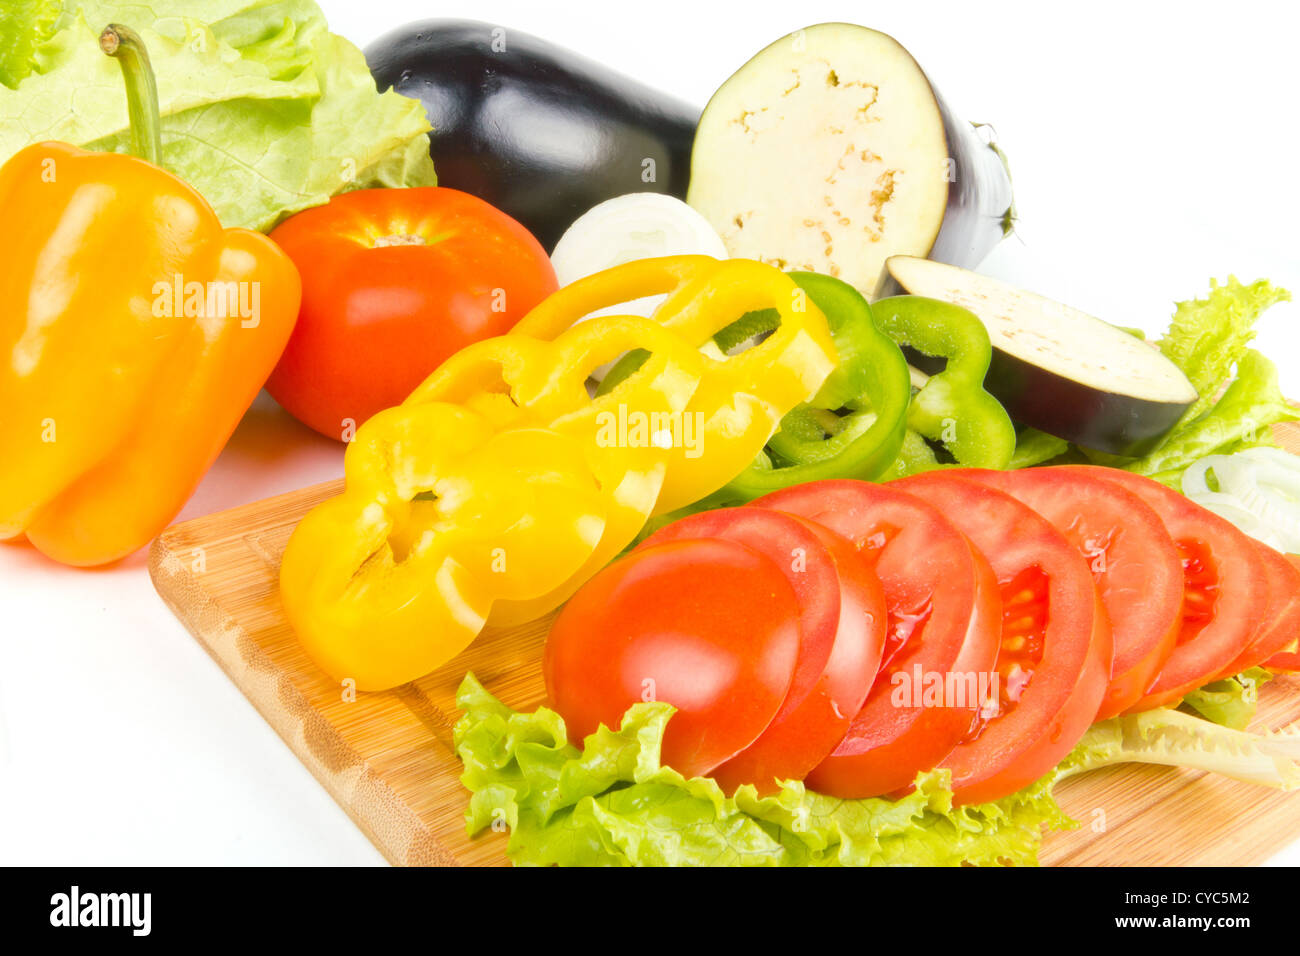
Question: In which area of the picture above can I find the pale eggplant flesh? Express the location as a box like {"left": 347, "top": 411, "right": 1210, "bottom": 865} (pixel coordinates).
{"left": 878, "top": 256, "right": 1198, "bottom": 457}
{"left": 687, "top": 22, "right": 1013, "bottom": 297}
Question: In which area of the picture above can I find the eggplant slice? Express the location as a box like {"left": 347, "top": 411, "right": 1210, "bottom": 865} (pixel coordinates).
{"left": 879, "top": 256, "right": 1198, "bottom": 456}
{"left": 687, "top": 23, "right": 1013, "bottom": 295}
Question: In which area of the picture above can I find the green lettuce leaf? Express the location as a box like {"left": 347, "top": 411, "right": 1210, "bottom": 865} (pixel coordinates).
{"left": 1061, "top": 706, "right": 1300, "bottom": 789}
{"left": 1010, "top": 427, "right": 1070, "bottom": 470}
{"left": 1158, "top": 276, "right": 1291, "bottom": 423}
{"left": 453, "top": 674, "right": 1073, "bottom": 867}
{"left": 1180, "top": 667, "right": 1273, "bottom": 730}
{"left": 0, "top": 1, "right": 436, "bottom": 230}
{"left": 0, "top": 0, "right": 61, "bottom": 88}
{"left": 1130, "top": 349, "right": 1298, "bottom": 487}
{"left": 455, "top": 673, "right": 1300, "bottom": 866}
{"left": 1079, "top": 278, "right": 1295, "bottom": 484}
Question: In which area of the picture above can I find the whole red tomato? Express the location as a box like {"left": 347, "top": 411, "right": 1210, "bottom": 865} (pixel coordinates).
{"left": 266, "top": 187, "right": 557, "bottom": 439}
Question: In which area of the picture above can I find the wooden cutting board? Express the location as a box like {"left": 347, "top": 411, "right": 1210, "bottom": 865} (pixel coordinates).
{"left": 149, "top": 426, "right": 1300, "bottom": 867}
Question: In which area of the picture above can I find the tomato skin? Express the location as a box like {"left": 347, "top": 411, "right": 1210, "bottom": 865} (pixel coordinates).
{"left": 954, "top": 467, "right": 1184, "bottom": 720}
{"left": 1219, "top": 545, "right": 1300, "bottom": 677}
{"left": 641, "top": 507, "right": 886, "bottom": 793}
{"left": 266, "top": 187, "right": 557, "bottom": 439}
{"left": 1265, "top": 554, "right": 1300, "bottom": 672}
{"left": 1064, "top": 467, "right": 1269, "bottom": 712}
{"left": 544, "top": 537, "right": 801, "bottom": 779}
{"left": 753, "top": 480, "right": 1002, "bottom": 799}
{"left": 891, "top": 472, "right": 1112, "bottom": 805}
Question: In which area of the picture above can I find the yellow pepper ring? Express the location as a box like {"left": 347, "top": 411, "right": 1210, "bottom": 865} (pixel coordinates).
{"left": 281, "top": 403, "right": 610, "bottom": 689}
{"left": 402, "top": 335, "right": 549, "bottom": 410}
{"left": 511, "top": 255, "right": 714, "bottom": 340}
{"left": 489, "top": 322, "right": 708, "bottom": 627}
{"left": 514, "top": 256, "right": 838, "bottom": 514}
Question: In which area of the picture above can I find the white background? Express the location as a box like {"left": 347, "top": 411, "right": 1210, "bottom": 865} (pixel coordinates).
{"left": 1, "top": 0, "right": 1298, "bottom": 865}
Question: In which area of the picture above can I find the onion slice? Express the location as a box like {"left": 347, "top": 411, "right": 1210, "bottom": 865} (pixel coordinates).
{"left": 550, "top": 193, "right": 728, "bottom": 322}
{"left": 1183, "top": 449, "right": 1300, "bottom": 552}
{"left": 549, "top": 194, "right": 729, "bottom": 381}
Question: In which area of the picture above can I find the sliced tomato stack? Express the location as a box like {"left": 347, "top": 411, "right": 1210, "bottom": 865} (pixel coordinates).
{"left": 639, "top": 507, "right": 887, "bottom": 793}
{"left": 1219, "top": 545, "right": 1300, "bottom": 677}
{"left": 956, "top": 467, "right": 1184, "bottom": 719}
{"left": 753, "top": 481, "right": 1001, "bottom": 798}
{"left": 890, "top": 473, "right": 1112, "bottom": 803}
{"left": 542, "top": 465, "right": 1300, "bottom": 807}
{"left": 1263, "top": 556, "right": 1300, "bottom": 673}
{"left": 544, "top": 535, "right": 804, "bottom": 779}
{"left": 1067, "top": 466, "right": 1273, "bottom": 711}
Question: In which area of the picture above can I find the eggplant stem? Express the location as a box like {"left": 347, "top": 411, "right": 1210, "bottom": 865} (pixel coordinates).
{"left": 99, "top": 24, "right": 163, "bottom": 168}
{"left": 972, "top": 121, "right": 1017, "bottom": 237}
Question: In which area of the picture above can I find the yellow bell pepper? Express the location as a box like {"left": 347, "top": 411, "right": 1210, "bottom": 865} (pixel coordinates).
{"left": 512, "top": 256, "right": 839, "bottom": 513}
{"left": 0, "top": 25, "right": 300, "bottom": 566}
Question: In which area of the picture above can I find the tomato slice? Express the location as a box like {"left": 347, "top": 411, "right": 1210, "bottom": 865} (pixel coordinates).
{"left": 753, "top": 480, "right": 1001, "bottom": 799}
{"left": 543, "top": 537, "right": 801, "bottom": 779}
{"left": 1067, "top": 467, "right": 1269, "bottom": 711}
{"left": 641, "top": 507, "right": 886, "bottom": 793}
{"left": 1269, "top": 654, "right": 1300, "bottom": 673}
{"left": 1268, "top": 635, "right": 1300, "bottom": 671}
{"left": 955, "top": 467, "right": 1184, "bottom": 720}
{"left": 1219, "top": 545, "right": 1300, "bottom": 677}
{"left": 1266, "top": 555, "right": 1300, "bottom": 673}
{"left": 890, "top": 472, "right": 1112, "bottom": 805}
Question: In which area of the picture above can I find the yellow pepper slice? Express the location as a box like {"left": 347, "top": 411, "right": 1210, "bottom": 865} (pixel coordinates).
{"left": 511, "top": 256, "right": 839, "bottom": 513}
{"left": 487, "top": 319, "right": 706, "bottom": 626}
{"left": 280, "top": 403, "right": 607, "bottom": 690}
{"left": 405, "top": 316, "right": 708, "bottom": 626}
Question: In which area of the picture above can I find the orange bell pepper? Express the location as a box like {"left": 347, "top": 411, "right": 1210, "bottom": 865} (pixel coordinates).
{"left": 0, "top": 25, "right": 300, "bottom": 566}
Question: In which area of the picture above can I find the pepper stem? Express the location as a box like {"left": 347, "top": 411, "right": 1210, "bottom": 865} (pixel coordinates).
{"left": 99, "top": 24, "right": 163, "bottom": 167}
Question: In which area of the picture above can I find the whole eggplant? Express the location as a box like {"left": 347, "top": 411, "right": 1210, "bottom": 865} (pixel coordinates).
{"left": 365, "top": 19, "right": 699, "bottom": 251}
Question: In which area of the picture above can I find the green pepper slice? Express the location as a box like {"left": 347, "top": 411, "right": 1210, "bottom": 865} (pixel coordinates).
{"left": 872, "top": 295, "right": 1016, "bottom": 476}
{"left": 598, "top": 272, "right": 911, "bottom": 501}
{"left": 724, "top": 272, "right": 911, "bottom": 498}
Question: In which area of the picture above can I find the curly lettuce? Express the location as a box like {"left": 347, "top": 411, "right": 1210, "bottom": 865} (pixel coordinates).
{"left": 0, "top": 0, "right": 61, "bottom": 88}
{"left": 454, "top": 674, "right": 1072, "bottom": 867}
{"left": 1180, "top": 667, "right": 1273, "bottom": 731}
{"left": 1009, "top": 427, "right": 1071, "bottom": 470}
{"left": 1082, "top": 277, "right": 1296, "bottom": 485}
{"left": 1158, "top": 277, "right": 1291, "bottom": 423}
{"left": 454, "top": 672, "right": 1300, "bottom": 867}
{"left": 1132, "top": 348, "right": 1297, "bottom": 487}
{"left": 1062, "top": 706, "right": 1300, "bottom": 790}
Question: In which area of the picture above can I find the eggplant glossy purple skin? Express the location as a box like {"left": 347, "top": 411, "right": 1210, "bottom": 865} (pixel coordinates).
{"left": 898, "top": 341, "right": 1190, "bottom": 457}
{"left": 982, "top": 350, "right": 1191, "bottom": 457}
{"left": 365, "top": 19, "right": 699, "bottom": 251}
{"left": 879, "top": 270, "right": 1195, "bottom": 458}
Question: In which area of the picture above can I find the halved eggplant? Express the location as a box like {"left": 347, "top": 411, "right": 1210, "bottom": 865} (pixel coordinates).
{"left": 366, "top": 19, "right": 699, "bottom": 251}
{"left": 878, "top": 256, "right": 1198, "bottom": 456}
{"left": 687, "top": 23, "right": 1013, "bottom": 295}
